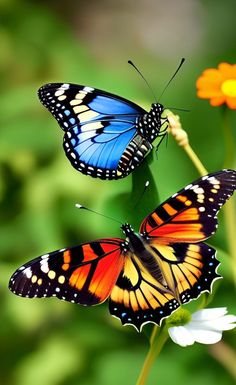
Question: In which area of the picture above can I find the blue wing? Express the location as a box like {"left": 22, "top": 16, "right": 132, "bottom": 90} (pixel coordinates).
{"left": 38, "top": 83, "right": 146, "bottom": 130}
{"left": 63, "top": 120, "right": 137, "bottom": 178}
{"left": 38, "top": 83, "right": 148, "bottom": 179}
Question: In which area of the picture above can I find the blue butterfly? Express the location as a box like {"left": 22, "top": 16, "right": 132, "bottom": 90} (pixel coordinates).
{"left": 38, "top": 83, "right": 168, "bottom": 180}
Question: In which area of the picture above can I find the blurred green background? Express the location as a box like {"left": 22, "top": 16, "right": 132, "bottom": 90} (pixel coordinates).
{"left": 1, "top": 0, "right": 236, "bottom": 384}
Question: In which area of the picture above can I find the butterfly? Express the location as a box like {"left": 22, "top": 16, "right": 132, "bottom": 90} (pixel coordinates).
{"left": 38, "top": 83, "right": 168, "bottom": 180}
{"left": 9, "top": 169, "right": 236, "bottom": 331}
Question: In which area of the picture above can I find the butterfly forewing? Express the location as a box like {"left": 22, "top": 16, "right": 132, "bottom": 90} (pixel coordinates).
{"left": 38, "top": 83, "right": 146, "bottom": 131}
{"left": 9, "top": 239, "right": 125, "bottom": 305}
{"left": 140, "top": 169, "right": 236, "bottom": 242}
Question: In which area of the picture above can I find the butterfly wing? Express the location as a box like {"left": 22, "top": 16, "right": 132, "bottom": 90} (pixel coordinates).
{"left": 63, "top": 120, "right": 141, "bottom": 179}
{"left": 140, "top": 169, "right": 236, "bottom": 242}
{"left": 109, "top": 242, "right": 220, "bottom": 331}
{"left": 135, "top": 170, "right": 236, "bottom": 318}
{"left": 109, "top": 252, "right": 180, "bottom": 331}
{"left": 38, "top": 83, "right": 146, "bottom": 130}
{"left": 9, "top": 239, "right": 125, "bottom": 305}
{"left": 149, "top": 242, "right": 220, "bottom": 304}
{"left": 38, "top": 83, "right": 149, "bottom": 179}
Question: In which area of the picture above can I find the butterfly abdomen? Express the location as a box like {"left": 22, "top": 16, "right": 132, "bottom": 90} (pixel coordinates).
{"left": 116, "top": 134, "right": 152, "bottom": 178}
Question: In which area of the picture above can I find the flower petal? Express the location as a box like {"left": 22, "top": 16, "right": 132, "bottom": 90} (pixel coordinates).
{"left": 191, "top": 308, "right": 228, "bottom": 321}
{"left": 196, "top": 76, "right": 222, "bottom": 90}
{"left": 201, "top": 68, "right": 223, "bottom": 81}
{"left": 226, "top": 96, "right": 236, "bottom": 109}
{"left": 202, "top": 315, "right": 236, "bottom": 331}
{"left": 210, "top": 96, "right": 225, "bottom": 106}
{"left": 168, "top": 326, "right": 195, "bottom": 347}
{"left": 197, "top": 89, "right": 223, "bottom": 98}
{"left": 187, "top": 327, "right": 222, "bottom": 345}
{"left": 218, "top": 63, "right": 236, "bottom": 79}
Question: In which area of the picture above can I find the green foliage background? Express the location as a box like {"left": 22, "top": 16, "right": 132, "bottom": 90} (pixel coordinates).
{"left": 1, "top": 1, "right": 236, "bottom": 384}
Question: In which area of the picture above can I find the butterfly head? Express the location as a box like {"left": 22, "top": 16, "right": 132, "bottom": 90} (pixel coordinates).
{"left": 150, "top": 102, "right": 164, "bottom": 116}
{"left": 121, "top": 223, "right": 134, "bottom": 237}
{"left": 146, "top": 103, "right": 163, "bottom": 125}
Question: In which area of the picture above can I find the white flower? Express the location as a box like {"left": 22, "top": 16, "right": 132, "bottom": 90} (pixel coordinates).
{"left": 168, "top": 308, "right": 236, "bottom": 347}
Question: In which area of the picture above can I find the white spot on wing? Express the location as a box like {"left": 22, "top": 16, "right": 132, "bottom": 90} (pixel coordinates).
{"left": 185, "top": 184, "right": 193, "bottom": 190}
{"left": 40, "top": 259, "right": 49, "bottom": 273}
{"left": 83, "top": 86, "right": 94, "bottom": 92}
{"left": 199, "top": 207, "right": 206, "bottom": 212}
{"left": 24, "top": 267, "right": 32, "bottom": 279}
{"left": 41, "top": 254, "right": 49, "bottom": 259}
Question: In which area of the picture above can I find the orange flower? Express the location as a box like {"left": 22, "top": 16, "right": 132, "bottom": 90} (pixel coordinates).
{"left": 196, "top": 63, "right": 236, "bottom": 109}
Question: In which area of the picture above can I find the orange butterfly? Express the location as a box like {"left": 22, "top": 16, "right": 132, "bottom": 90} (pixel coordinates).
{"left": 9, "top": 170, "right": 236, "bottom": 331}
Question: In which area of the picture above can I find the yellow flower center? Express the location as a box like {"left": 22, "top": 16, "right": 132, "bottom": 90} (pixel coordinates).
{"left": 221, "top": 79, "right": 236, "bottom": 97}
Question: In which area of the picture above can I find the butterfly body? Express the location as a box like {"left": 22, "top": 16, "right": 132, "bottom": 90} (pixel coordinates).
{"left": 121, "top": 224, "right": 171, "bottom": 289}
{"left": 9, "top": 170, "right": 236, "bottom": 331}
{"left": 38, "top": 83, "right": 167, "bottom": 179}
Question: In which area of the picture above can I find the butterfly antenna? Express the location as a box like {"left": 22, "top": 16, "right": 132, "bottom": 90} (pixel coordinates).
{"left": 75, "top": 204, "right": 123, "bottom": 225}
{"left": 158, "top": 58, "right": 185, "bottom": 101}
{"left": 165, "top": 107, "right": 190, "bottom": 113}
{"left": 128, "top": 60, "right": 157, "bottom": 102}
{"left": 134, "top": 181, "right": 150, "bottom": 208}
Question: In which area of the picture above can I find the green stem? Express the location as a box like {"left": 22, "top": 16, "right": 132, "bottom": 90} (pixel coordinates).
{"left": 222, "top": 107, "right": 236, "bottom": 287}
{"left": 224, "top": 199, "right": 236, "bottom": 287}
{"left": 183, "top": 143, "right": 208, "bottom": 177}
{"left": 135, "top": 327, "right": 169, "bottom": 385}
{"left": 222, "top": 107, "right": 235, "bottom": 169}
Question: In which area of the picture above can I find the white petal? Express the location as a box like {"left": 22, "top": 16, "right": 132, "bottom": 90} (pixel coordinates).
{"left": 168, "top": 326, "right": 195, "bottom": 347}
{"left": 191, "top": 308, "right": 227, "bottom": 321}
{"left": 186, "top": 327, "right": 222, "bottom": 344}
{"left": 205, "top": 315, "right": 236, "bottom": 331}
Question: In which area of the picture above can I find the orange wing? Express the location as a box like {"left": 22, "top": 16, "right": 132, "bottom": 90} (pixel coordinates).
{"left": 149, "top": 241, "right": 220, "bottom": 303}
{"left": 109, "top": 242, "right": 220, "bottom": 331}
{"left": 9, "top": 239, "right": 125, "bottom": 305}
{"left": 140, "top": 170, "right": 236, "bottom": 243}
{"left": 109, "top": 252, "right": 180, "bottom": 331}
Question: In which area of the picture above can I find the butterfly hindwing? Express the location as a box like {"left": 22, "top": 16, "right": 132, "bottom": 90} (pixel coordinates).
{"left": 9, "top": 239, "right": 124, "bottom": 305}
{"left": 63, "top": 120, "right": 138, "bottom": 179}
{"left": 109, "top": 253, "right": 180, "bottom": 331}
{"left": 109, "top": 242, "right": 220, "bottom": 331}
{"left": 149, "top": 242, "right": 220, "bottom": 304}
{"left": 140, "top": 169, "right": 236, "bottom": 241}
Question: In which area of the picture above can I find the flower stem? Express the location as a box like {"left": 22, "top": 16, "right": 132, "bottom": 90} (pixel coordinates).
{"left": 222, "top": 107, "right": 236, "bottom": 286}
{"left": 222, "top": 107, "right": 235, "bottom": 169}
{"left": 135, "top": 327, "right": 168, "bottom": 385}
{"left": 209, "top": 341, "right": 236, "bottom": 381}
{"left": 166, "top": 110, "right": 208, "bottom": 177}
{"left": 183, "top": 144, "right": 208, "bottom": 176}
{"left": 224, "top": 199, "right": 236, "bottom": 286}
